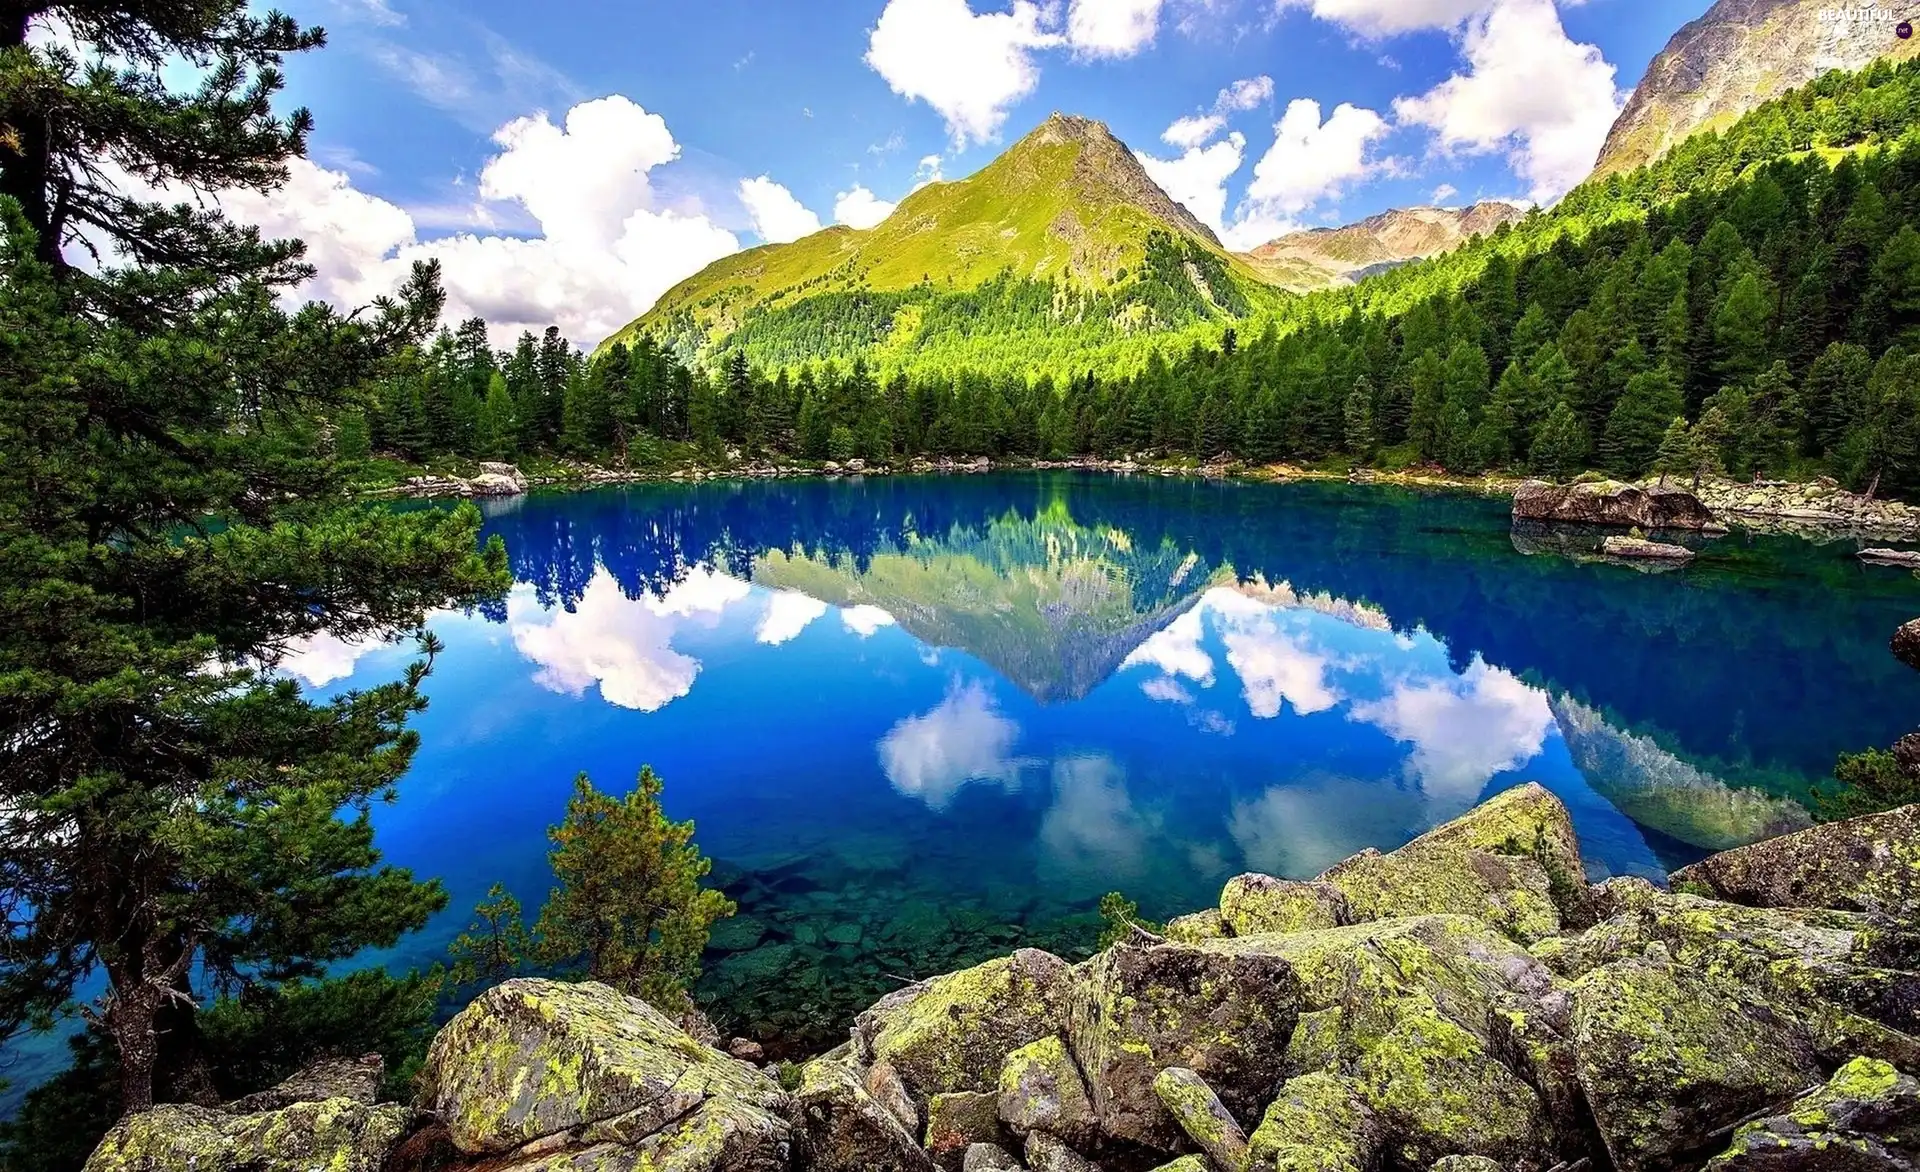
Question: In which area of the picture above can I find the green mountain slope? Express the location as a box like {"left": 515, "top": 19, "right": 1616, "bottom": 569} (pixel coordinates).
{"left": 605, "top": 114, "right": 1286, "bottom": 375}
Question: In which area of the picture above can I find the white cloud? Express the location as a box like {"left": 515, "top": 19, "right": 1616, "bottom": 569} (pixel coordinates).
{"left": 842, "top": 605, "right": 898, "bottom": 636}
{"left": 216, "top": 95, "right": 740, "bottom": 348}
{"left": 865, "top": 0, "right": 1063, "bottom": 145}
{"left": 739, "top": 175, "right": 824, "bottom": 244}
{"left": 877, "top": 680, "right": 1026, "bottom": 809}
{"left": 332, "top": 0, "right": 405, "bottom": 26}
{"left": 1244, "top": 97, "right": 1390, "bottom": 218}
{"left": 1140, "top": 676, "right": 1195, "bottom": 705}
{"left": 757, "top": 590, "right": 830, "bottom": 645}
{"left": 1137, "top": 131, "right": 1245, "bottom": 237}
{"left": 834, "top": 185, "right": 898, "bottom": 229}
{"left": 1391, "top": 0, "right": 1622, "bottom": 201}
{"left": 1038, "top": 755, "right": 1152, "bottom": 882}
{"left": 1431, "top": 182, "right": 1459, "bottom": 203}
{"left": 1350, "top": 658, "right": 1554, "bottom": 805}
{"left": 1162, "top": 114, "right": 1226, "bottom": 149}
{"left": 1217, "top": 74, "right": 1275, "bottom": 111}
{"left": 1122, "top": 607, "right": 1215, "bottom": 684}
{"left": 1275, "top": 0, "right": 1488, "bottom": 37}
{"left": 1221, "top": 615, "right": 1340, "bottom": 718}
{"left": 508, "top": 568, "right": 749, "bottom": 712}
{"left": 1066, "top": 0, "right": 1166, "bottom": 58}
{"left": 276, "top": 631, "right": 387, "bottom": 688}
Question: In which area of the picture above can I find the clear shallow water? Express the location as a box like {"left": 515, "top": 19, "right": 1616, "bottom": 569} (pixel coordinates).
{"left": 264, "top": 471, "right": 1917, "bottom": 1046}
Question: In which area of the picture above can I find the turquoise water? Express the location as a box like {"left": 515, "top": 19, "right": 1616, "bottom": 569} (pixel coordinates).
{"left": 265, "top": 471, "right": 1916, "bottom": 1047}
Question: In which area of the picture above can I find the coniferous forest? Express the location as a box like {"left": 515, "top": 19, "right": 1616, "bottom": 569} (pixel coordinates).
{"left": 365, "top": 60, "right": 1920, "bottom": 498}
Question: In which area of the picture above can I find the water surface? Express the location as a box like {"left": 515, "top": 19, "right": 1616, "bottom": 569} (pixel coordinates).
{"left": 290, "top": 472, "right": 1920, "bottom": 1045}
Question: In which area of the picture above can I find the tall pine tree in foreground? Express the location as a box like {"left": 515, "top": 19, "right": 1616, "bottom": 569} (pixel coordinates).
{"left": 0, "top": 0, "right": 508, "bottom": 1119}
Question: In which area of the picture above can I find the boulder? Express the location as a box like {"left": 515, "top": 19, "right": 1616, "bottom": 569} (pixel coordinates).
{"left": 84, "top": 1098, "right": 411, "bottom": 1172}
{"left": 1895, "top": 618, "right": 1920, "bottom": 673}
{"left": 1670, "top": 804, "right": 1920, "bottom": 922}
{"left": 1601, "top": 534, "right": 1695, "bottom": 561}
{"left": 795, "top": 1053, "right": 937, "bottom": 1172}
{"left": 1317, "top": 782, "right": 1592, "bottom": 943}
{"left": 415, "top": 978, "right": 789, "bottom": 1157}
{"left": 855, "top": 949, "right": 1073, "bottom": 1100}
{"left": 1067, "top": 938, "right": 1302, "bottom": 1149}
{"left": 1023, "top": 1130, "right": 1099, "bottom": 1172}
{"left": 925, "top": 1092, "right": 1005, "bottom": 1167}
{"left": 1146, "top": 1158, "right": 1210, "bottom": 1172}
{"left": 1162, "top": 908, "right": 1227, "bottom": 942}
{"left": 1429, "top": 1159, "right": 1504, "bottom": 1172}
{"left": 963, "top": 1142, "right": 1023, "bottom": 1170}
{"left": 1571, "top": 952, "right": 1824, "bottom": 1172}
{"left": 1512, "top": 479, "right": 1722, "bottom": 530}
{"left": 1151, "top": 1067, "right": 1249, "bottom": 1171}
{"left": 1218, "top": 873, "right": 1347, "bottom": 936}
{"left": 223, "top": 1053, "right": 385, "bottom": 1114}
{"left": 1860, "top": 548, "right": 1920, "bottom": 568}
{"left": 1707, "top": 1056, "right": 1920, "bottom": 1170}
{"left": 997, "top": 1035, "right": 1099, "bottom": 1146}
{"left": 866, "top": 1060, "right": 922, "bottom": 1132}
{"left": 1244, "top": 1072, "right": 1381, "bottom": 1172}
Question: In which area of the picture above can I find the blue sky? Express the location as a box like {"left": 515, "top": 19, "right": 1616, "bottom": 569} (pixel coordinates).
{"left": 223, "top": 0, "right": 1711, "bottom": 345}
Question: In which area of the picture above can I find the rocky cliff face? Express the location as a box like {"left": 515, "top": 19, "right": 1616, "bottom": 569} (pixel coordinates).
{"left": 1239, "top": 202, "right": 1527, "bottom": 291}
{"left": 82, "top": 781, "right": 1920, "bottom": 1172}
{"left": 1593, "top": 0, "right": 1920, "bottom": 178}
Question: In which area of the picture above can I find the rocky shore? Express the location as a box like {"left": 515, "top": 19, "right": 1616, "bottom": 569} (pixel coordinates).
{"left": 84, "top": 784, "right": 1920, "bottom": 1172}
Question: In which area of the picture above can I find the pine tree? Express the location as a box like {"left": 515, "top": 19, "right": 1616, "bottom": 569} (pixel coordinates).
{"left": 1712, "top": 270, "right": 1772, "bottom": 389}
{"left": 1601, "top": 367, "right": 1685, "bottom": 477}
{"left": 448, "top": 884, "right": 532, "bottom": 990}
{"left": 1343, "top": 378, "right": 1375, "bottom": 463}
{"left": 1652, "top": 417, "right": 1693, "bottom": 485}
{"left": 533, "top": 770, "right": 736, "bottom": 1013}
{"left": 1530, "top": 401, "right": 1589, "bottom": 480}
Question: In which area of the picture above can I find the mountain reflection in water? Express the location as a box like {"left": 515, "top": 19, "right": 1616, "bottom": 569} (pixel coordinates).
{"left": 281, "top": 472, "right": 1918, "bottom": 1047}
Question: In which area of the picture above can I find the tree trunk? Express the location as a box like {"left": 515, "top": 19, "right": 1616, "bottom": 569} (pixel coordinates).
{"left": 106, "top": 979, "right": 163, "bottom": 1116}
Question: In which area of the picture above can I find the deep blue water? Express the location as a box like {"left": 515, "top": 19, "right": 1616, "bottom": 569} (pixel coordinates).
{"left": 280, "top": 471, "right": 1916, "bottom": 1044}
{"left": 11, "top": 471, "right": 1919, "bottom": 1092}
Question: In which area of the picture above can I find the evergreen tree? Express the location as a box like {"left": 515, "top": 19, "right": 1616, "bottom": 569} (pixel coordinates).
{"left": 533, "top": 769, "right": 736, "bottom": 1013}
{"left": 1530, "top": 401, "right": 1589, "bottom": 479}
{"left": 1601, "top": 367, "right": 1685, "bottom": 477}
{"left": 1343, "top": 378, "right": 1375, "bottom": 463}
{"left": 1652, "top": 417, "right": 1693, "bottom": 485}
{"left": 448, "top": 884, "right": 532, "bottom": 990}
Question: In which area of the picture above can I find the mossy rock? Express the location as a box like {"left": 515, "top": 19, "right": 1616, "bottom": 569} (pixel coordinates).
{"left": 416, "top": 978, "right": 787, "bottom": 1156}
{"left": 925, "top": 1091, "right": 1004, "bottom": 1166}
{"left": 997, "top": 1034, "right": 1098, "bottom": 1146}
{"left": 1218, "top": 873, "right": 1347, "bottom": 936}
{"left": 1317, "top": 783, "right": 1591, "bottom": 944}
{"left": 794, "top": 1053, "right": 937, "bottom": 1172}
{"left": 1572, "top": 953, "right": 1823, "bottom": 1172}
{"left": 854, "top": 948, "right": 1072, "bottom": 1100}
{"left": 1670, "top": 803, "right": 1920, "bottom": 923}
{"left": 1707, "top": 1055, "right": 1920, "bottom": 1170}
{"left": 504, "top": 1097, "right": 795, "bottom": 1172}
{"left": 1245, "top": 1072, "right": 1380, "bottom": 1172}
{"left": 85, "top": 1099, "right": 411, "bottom": 1172}
{"left": 1151, "top": 1067, "right": 1248, "bottom": 1171}
{"left": 1066, "top": 938, "right": 1302, "bottom": 1150}
{"left": 1162, "top": 908, "right": 1227, "bottom": 943}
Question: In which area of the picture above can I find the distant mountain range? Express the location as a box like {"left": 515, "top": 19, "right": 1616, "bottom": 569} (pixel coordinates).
{"left": 611, "top": 0, "right": 1920, "bottom": 371}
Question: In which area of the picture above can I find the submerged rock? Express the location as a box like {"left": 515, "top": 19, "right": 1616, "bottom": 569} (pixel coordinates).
{"left": 1513, "top": 479, "right": 1722, "bottom": 530}
{"left": 1601, "top": 533, "right": 1696, "bottom": 561}
{"left": 1670, "top": 803, "right": 1920, "bottom": 921}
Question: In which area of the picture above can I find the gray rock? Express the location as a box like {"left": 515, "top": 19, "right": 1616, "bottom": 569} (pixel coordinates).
{"left": 1512, "top": 479, "right": 1720, "bottom": 530}
{"left": 1602, "top": 534, "right": 1695, "bottom": 561}
{"left": 1669, "top": 803, "right": 1920, "bottom": 922}
{"left": 1217, "top": 873, "right": 1346, "bottom": 936}
{"left": 795, "top": 1054, "right": 937, "bottom": 1172}
{"left": 865, "top": 1060, "right": 921, "bottom": 1132}
{"left": 1895, "top": 618, "right": 1920, "bottom": 672}
{"left": 84, "top": 1099, "right": 411, "bottom": 1172}
{"left": 997, "top": 1035, "right": 1098, "bottom": 1146}
{"left": 223, "top": 1053, "right": 385, "bottom": 1114}
{"left": 1858, "top": 548, "right": 1920, "bottom": 568}
{"left": 1706, "top": 1056, "right": 1920, "bottom": 1170}
{"left": 1023, "top": 1130, "right": 1101, "bottom": 1172}
{"left": 926, "top": 1091, "right": 1005, "bottom": 1167}
{"left": 963, "top": 1142, "right": 1024, "bottom": 1171}
{"left": 855, "top": 949, "right": 1073, "bottom": 1099}
{"left": 1151, "top": 1067, "right": 1249, "bottom": 1171}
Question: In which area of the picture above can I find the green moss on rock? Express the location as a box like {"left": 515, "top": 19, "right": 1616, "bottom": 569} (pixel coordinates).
{"left": 854, "top": 948, "right": 1071, "bottom": 1099}
{"left": 996, "top": 1035, "right": 1097, "bottom": 1145}
{"left": 1246, "top": 1072, "right": 1380, "bottom": 1172}
{"left": 1671, "top": 803, "right": 1920, "bottom": 922}
{"left": 84, "top": 1099, "right": 411, "bottom": 1172}
{"left": 1218, "top": 873, "right": 1347, "bottom": 936}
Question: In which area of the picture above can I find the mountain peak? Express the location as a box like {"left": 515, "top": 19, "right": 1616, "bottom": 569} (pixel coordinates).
{"left": 995, "top": 112, "right": 1220, "bottom": 248}
{"left": 1238, "top": 200, "right": 1527, "bottom": 290}
{"left": 1027, "top": 112, "right": 1117, "bottom": 146}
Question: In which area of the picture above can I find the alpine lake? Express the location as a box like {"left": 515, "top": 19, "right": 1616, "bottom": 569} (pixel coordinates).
{"left": 305, "top": 471, "right": 1920, "bottom": 1053}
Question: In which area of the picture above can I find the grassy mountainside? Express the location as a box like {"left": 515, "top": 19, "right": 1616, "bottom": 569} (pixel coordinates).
{"left": 1592, "top": 0, "right": 1920, "bottom": 179}
{"left": 606, "top": 114, "right": 1286, "bottom": 376}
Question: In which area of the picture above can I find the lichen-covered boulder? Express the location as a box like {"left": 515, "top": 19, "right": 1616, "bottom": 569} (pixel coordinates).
{"left": 416, "top": 978, "right": 789, "bottom": 1157}
{"left": 1572, "top": 953, "right": 1823, "bottom": 1172}
{"left": 925, "top": 1091, "right": 1005, "bottom": 1167}
{"left": 1216, "top": 915, "right": 1564, "bottom": 1167}
{"left": 1219, "top": 873, "right": 1347, "bottom": 936}
{"left": 1067, "top": 938, "right": 1302, "bottom": 1149}
{"left": 224, "top": 1053, "right": 386, "bottom": 1114}
{"left": 854, "top": 949, "right": 1072, "bottom": 1100}
{"left": 1670, "top": 803, "right": 1920, "bottom": 922}
{"left": 1317, "top": 783, "right": 1591, "bottom": 943}
{"left": 1146, "top": 1158, "right": 1210, "bottom": 1172}
{"left": 963, "top": 1142, "right": 1022, "bottom": 1171}
{"left": 1511, "top": 478, "right": 1721, "bottom": 530}
{"left": 1024, "top": 1129, "right": 1100, "bottom": 1172}
{"left": 795, "top": 1053, "right": 937, "bottom": 1172}
{"left": 997, "top": 1035, "right": 1098, "bottom": 1146}
{"left": 1163, "top": 908, "right": 1227, "bottom": 942}
{"left": 85, "top": 1098, "right": 411, "bottom": 1172}
{"left": 1151, "top": 1067, "right": 1249, "bottom": 1171}
{"left": 866, "top": 1060, "right": 921, "bottom": 1132}
{"left": 1245, "top": 1072, "right": 1380, "bottom": 1172}
{"left": 1894, "top": 618, "right": 1920, "bottom": 673}
{"left": 1707, "top": 1056, "right": 1920, "bottom": 1170}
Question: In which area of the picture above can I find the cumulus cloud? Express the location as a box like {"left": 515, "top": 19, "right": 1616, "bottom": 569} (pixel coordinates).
{"left": 834, "top": 185, "right": 898, "bottom": 229}
{"left": 1217, "top": 74, "right": 1275, "bottom": 111}
{"left": 877, "top": 680, "right": 1026, "bottom": 809}
{"left": 739, "top": 175, "right": 824, "bottom": 244}
{"left": 1066, "top": 0, "right": 1166, "bottom": 58}
{"left": 1221, "top": 615, "right": 1340, "bottom": 719}
{"left": 865, "top": 0, "right": 1063, "bottom": 145}
{"left": 1122, "top": 607, "right": 1215, "bottom": 684}
{"left": 1137, "top": 131, "right": 1246, "bottom": 238}
{"left": 842, "top": 605, "right": 898, "bottom": 636}
{"left": 215, "top": 95, "right": 740, "bottom": 349}
{"left": 1391, "top": 0, "right": 1622, "bottom": 201}
{"left": 1431, "top": 182, "right": 1459, "bottom": 204}
{"left": 1038, "top": 755, "right": 1153, "bottom": 882}
{"left": 508, "top": 567, "right": 749, "bottom": 712}
{"left": 275, "top": 630, "right": 388, "bottom": 688}
{"left": 1350, "top": 657, "right": 1554, "bottom": 805}
{"left": 1245, "top": 97, "right": 1390, "bottom": 218}
{"left": 757, "top": 590, "right": 830, "bottom": 645}
{"left": 1274, "top": 0, "right": 1488, "bottom": 37}
{"left": 1162, "top": 114, "right": 1226, "bottom": 149}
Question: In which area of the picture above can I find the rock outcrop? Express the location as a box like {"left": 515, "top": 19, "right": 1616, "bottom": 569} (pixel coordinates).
{"left": 1512, "top": 478, "right": 1723, "bottom": 530}
{"left": 1602, "top": 534, "right": 1696, "bottom": 561}
{"left": 84, "top": 790, "right": 1920, "bottom": 1172}
{"left": 400, "top": 461, "right": 528, "bottom": 498}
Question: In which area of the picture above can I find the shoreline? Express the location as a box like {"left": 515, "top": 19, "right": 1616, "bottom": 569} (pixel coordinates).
{"left": 363, "top": 456, "right": 1920, "bottom": 541}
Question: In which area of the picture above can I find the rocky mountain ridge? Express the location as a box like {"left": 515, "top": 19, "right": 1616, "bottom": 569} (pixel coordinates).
{"left": 1238, "top": 202, "right": 1528, "bottom": 291}
{"left": 84, "top": 783, "right": 1920, "bottom": 1172}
